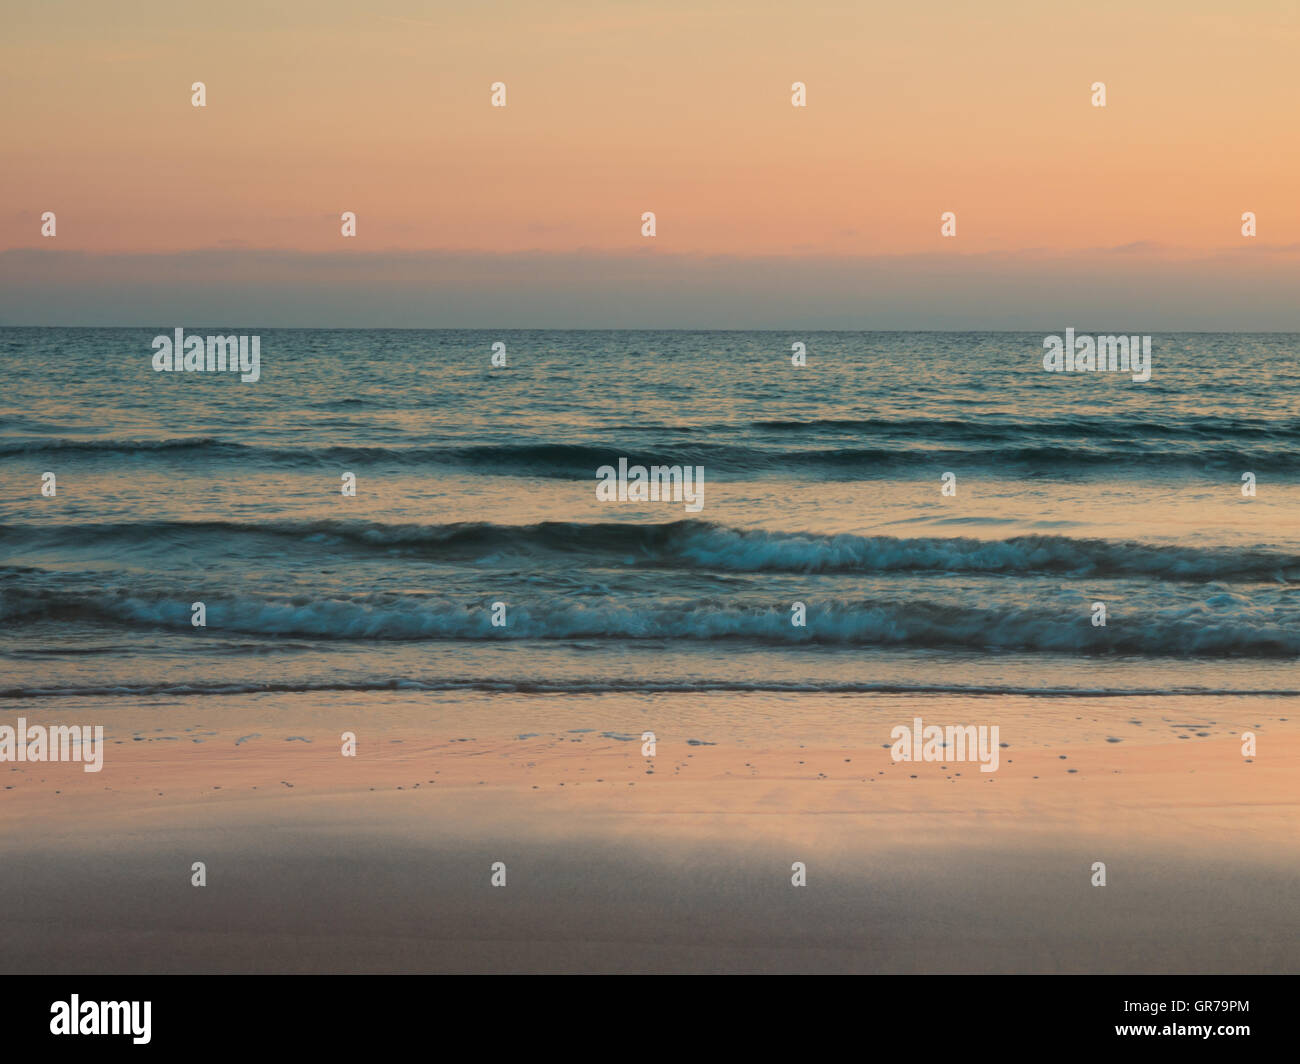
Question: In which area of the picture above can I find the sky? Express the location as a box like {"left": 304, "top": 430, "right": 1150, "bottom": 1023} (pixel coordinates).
{"left": 2, "top": 0, "right": 1298, "bottom": 327}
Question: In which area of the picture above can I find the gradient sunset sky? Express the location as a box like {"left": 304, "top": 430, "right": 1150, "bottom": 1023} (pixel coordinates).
{"left": 3, "top": 0, "right": 1298, "bottom": 326}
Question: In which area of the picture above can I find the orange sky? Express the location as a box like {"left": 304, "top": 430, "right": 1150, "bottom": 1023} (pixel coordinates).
{"left": 4, "top": 0, "right": 1299, "bottom": 257}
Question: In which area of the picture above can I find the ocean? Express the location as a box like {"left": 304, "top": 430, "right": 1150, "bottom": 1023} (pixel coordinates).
{"left": 2, "top": 328, "right": 1298, "bottom": 705}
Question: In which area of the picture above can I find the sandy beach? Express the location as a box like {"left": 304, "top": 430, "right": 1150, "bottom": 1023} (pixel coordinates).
{"left": 1, "top": 691, "right": 1294, "bottom": 973}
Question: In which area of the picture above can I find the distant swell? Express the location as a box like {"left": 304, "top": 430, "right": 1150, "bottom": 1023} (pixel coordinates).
{"left": 748, "top": 414, "right": 1300, "bottom": 443}
{"left": 3, "top": 519, "right": 1297, "bottom": 582}
{"left": 0, "top": 436, "right": 1294, "bottom": 475}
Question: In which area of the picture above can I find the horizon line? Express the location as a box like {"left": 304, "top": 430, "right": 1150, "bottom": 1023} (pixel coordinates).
{"left": 3, "top": 324, "right": 1299, "bottom": 334}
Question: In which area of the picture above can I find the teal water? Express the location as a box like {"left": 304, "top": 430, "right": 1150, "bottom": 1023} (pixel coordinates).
{"left": 1, "top": 328, "right": 1297, "bottom": 698}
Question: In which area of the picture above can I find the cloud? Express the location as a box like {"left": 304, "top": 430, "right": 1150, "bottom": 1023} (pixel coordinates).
{"left": 1, "top": 246, "right": 1298, "bottom": 329}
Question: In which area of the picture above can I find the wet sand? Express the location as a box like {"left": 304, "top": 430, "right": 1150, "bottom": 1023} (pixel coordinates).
{"left": 0, "top": 692, "right": 1296, "bottom": 973}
